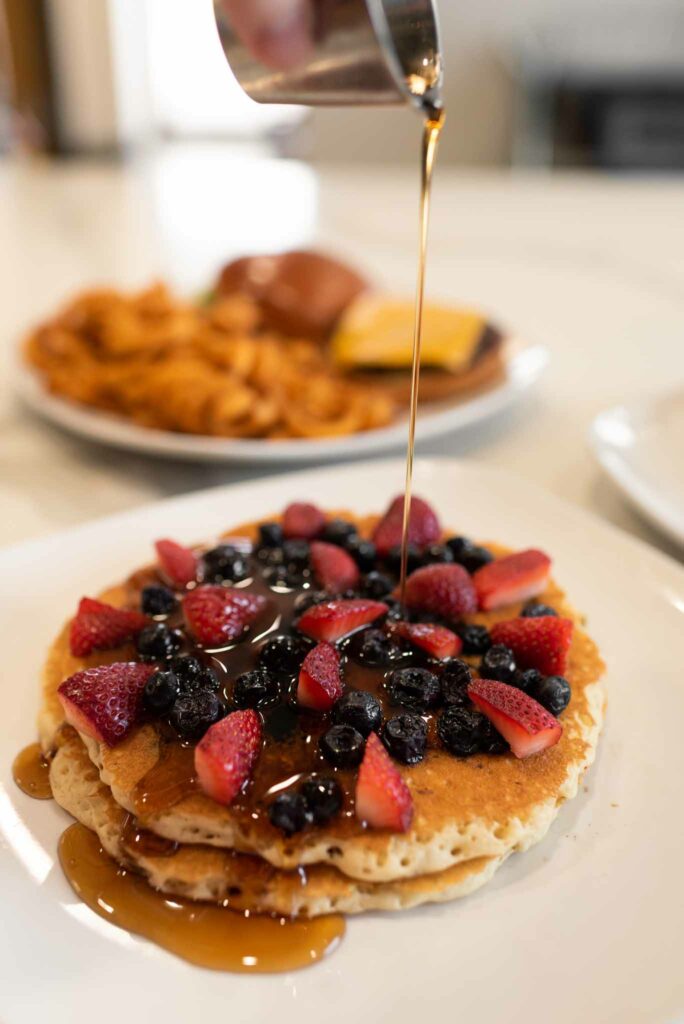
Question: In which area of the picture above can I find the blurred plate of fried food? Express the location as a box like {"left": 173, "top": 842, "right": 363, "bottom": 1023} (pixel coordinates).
{"left": 14, "top": 250, "right": 548, "bottom": 464}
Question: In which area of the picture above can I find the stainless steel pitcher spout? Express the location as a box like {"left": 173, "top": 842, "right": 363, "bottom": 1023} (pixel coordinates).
{"left": 213, "top": 0, "right": 443, "bottom": 111}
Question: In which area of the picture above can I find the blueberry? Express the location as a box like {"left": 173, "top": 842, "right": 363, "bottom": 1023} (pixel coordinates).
{"left": 445, "top": 536, "right": 474, "bottom": 561}
{"left": 268, "top": 792, "right": 310, "bottom": 835}
{"left": 233, "top": 669, "right": 279, "bottom": 708}
{"left": 197, "top": 666, "right": 221, "bottom": 692}
{"left": 522, "top": 602, "right": 558, "bottom": 618}
{"left": 478, "top": 717, "right": 508, "bottom": 754}
{"left": 446, "top": 537, "right": 493, "bottom": 573}
{"left": 169, "top": 655, "right": 204, "bottom": 693}
{"left": 421, "top": 544, "right": 454, "bottom": 565}
{"left": 514, "top": 668, "right": 543, "bottom": 693}
{"left": 332, "top": 691, "right": 382, "bottom": 737}
{"left": 169, "top": 690, "right": 224, "bottom": 739}
{"left": 387, "top": 667, "right": 441, "bottom": 711}
{"left": 168, "top": 657, "right": 219, "bottom": 694}
{"left": 440, "top": 659, "right": 473, "bottom": 705}
{"left": 531, "top": 675, "right": 571, "bottom": 716}
{"left": 348, "top": 628, "right": 400, "bottom": 668}
{"left": 438, "top": 707, "right": 490, "bottom": 757}
{"left": 460, "top": 546, "right": 493, "bottom": 574}
{"left": 301, "top": 777, "right": 343, "bottom": 825}
{"left": 382, "top": 713, "right": 427, "bottom": 765}
{"left": 321, "top": 519, "right": 357, "bottom": 546}
{"left": 385, "top": 544, "right": 421, "bottom": 575}
{"left": 141, "top": 585, "right": 177, "bottom": 616}
{"left": 361, "top": 571, "right": 394, "bottom": 599}
{"left": 345, "top": 537, "right": 377, "bottom": 572}
{"left": 455, "top": 624, "right": 491, "bottom": 655}
{"left": 143, "top": 670, "right": 180, "bottom": 714}
{"left": 481, "top": 644, "right": 517, "bottom": 683}
{"left": 136, "top": 623, "right": 182, "bottom": 662}
{"left": 202, "top": 545, "right": 250, "bottom": 584}
{"left": 282, "top": 539, "right": 310, "bottom": 569}
{"left": 320, "top": 724, "right": 365, "bottom": 768}
{"left": 258, "top": 522, "right": 283, "bottom": 549}
{"left": 259, "top": 635, "right": 310, "bottom": 675}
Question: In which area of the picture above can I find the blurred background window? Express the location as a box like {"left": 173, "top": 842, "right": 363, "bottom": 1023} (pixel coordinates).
{"left": 2, "top": 0, "right": 684, "bottom": 169}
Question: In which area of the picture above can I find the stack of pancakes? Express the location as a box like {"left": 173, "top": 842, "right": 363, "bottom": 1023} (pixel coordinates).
{"left": 39, "top": 518, "right": 605, "bottom": 919}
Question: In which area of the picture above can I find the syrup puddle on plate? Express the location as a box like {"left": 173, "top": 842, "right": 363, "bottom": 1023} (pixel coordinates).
{"left": 12, "top": 743, "right": 53, "bottom": 799}
{"left": 58, "top": 823, "right": 345, "bottom": 973}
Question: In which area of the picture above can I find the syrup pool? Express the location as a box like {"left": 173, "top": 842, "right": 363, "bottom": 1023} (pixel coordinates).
{"left": 59, "top": 823, "right": 345, "bottom": 973}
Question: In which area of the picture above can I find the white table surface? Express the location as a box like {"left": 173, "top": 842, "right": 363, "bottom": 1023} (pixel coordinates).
{"left": 2, "top": 145, "right": 683, "bottom": 559}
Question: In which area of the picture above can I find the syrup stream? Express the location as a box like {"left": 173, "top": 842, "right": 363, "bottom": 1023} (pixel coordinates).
{"left": 399, "top": 106, "right": 445, "bottom": 603}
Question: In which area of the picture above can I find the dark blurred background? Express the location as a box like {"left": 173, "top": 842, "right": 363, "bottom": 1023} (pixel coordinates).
{"left": 3, "top": 0, "right": 684, "bottom": 170}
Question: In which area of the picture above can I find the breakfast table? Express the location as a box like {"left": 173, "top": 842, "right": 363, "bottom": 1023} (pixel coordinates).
{"left": 1, "top": 146, "right": 683, "bottom": 559}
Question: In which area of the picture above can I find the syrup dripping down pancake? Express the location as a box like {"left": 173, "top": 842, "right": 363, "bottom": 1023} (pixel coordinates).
{"left": 50, "top": 729, "right": 505, "bottom": 917}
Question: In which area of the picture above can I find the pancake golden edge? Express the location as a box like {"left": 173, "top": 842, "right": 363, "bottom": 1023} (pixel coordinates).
{"left": 51, "top": 729, "right": 505, "bottom": 917}
{"left": 39, "top": 515, "right": 606, "bottom": 885}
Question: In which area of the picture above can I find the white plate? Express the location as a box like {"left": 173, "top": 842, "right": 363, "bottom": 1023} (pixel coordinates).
{"left": 2, "top": 458, "right": 683, "bottom": 1024}
{"left": 12, "top": 340, "right": 548, "bottom": 464}
{"left": 591, "top": 387, "right": 684, "bottom": 548}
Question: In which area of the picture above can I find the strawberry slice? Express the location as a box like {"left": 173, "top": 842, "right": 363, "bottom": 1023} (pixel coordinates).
{"left": 490, "top": 616, "right": 573, "bottom": 676}
{"left": 69, "top": 597, "right": 149, "bottom": 658}
{"left": 355, "top": 733, "right": 413, "bottom": 832}
{"left": 297, "top": 599, "right": 388, "bottom": 643}
{"left": 183, "top": 585, "right": 267, "bottom": 647}
{"left": 468, "top": 677, "right": 562, "bottom": 758}
{"left": 282, "top": 502, "right": 325, "bottom": 539}
{"left": 472, "top": 549, "right": 551, "bottom": 611}
{"left": 195, "top": 709, "right": 262, "bottom": 806}
{"left": 391, "top": 621, "right": 462, "bottom": 661}
{"left": 297, "top": 641, "right": 344, "bottom": 710}
{"left": 58, "top": 662, "right": 155, "bottom": 746}
{"left": 155, "top": 538, "right": 198, "bottom": 587}
{"left": 372, "top": 494, "right": 441, "bottom": 556}
{"left": 402, "top": 564, "right": 477, "bottom": 621}
{"left": 310, "top": 540, "right": 360, "bottom": 594}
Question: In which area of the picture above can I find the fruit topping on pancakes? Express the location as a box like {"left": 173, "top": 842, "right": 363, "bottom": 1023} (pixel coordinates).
{"left": 472, "top": 549, "right": 551, "bottom": 611}
{"left": 372, "top": 494, "right": 441, "bottom": 556}
{"left": 310, "top": 541, "right": 361, "bottom": 594}
{"left": 391, "top": 621, "right": 462, "bottom": 661}
{"left": 401, "top": 563, "right": 478, "bottom": 620}
{"left": 297, "top": 599, "right": 389, "bottom": 643}
{"left": 297, "top": 642, "right": 344, "bottom": 710}
{"left": 155, "top": 538, "right": 198, "bottom": 587}
{"left": 490, "top": 616, "right": 573, "bottom": 677}
{"left": 69, "top": 598, "right": 149, "bottom": 657}
{"left": 55, "top": 497, "right": 579, "bottom": 840}
{"left": 58, "top": 662, "right": 155, "bottom": 745}
{"left": 182, "top": 585, "right": 267, "bottom": 646}
{"left": 468, "top": 678, "right": 563, "bottom": 759}
{"left": 355, "top": 733, "right": 413, "bottom": 832}
{"left": 282, "top": 501, "right": 326, "bottom": 540}
{"left": 195, "top": 709, "right": 263, "bottom": 806}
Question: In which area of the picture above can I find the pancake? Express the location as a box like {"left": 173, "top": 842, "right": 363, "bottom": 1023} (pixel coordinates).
{"left": 50, "top": 728, "right": 505, "bottom": 916}
{"left": 39, "top": 513, "right": 606, "bottom": 885}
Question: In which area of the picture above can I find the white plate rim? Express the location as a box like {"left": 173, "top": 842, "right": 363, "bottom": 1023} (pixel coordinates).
{"left": 11, "top": 340, "right": 548, "bottom": 464}
{"left": 590, "top": 391, "right": 684, "bottom": 548}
